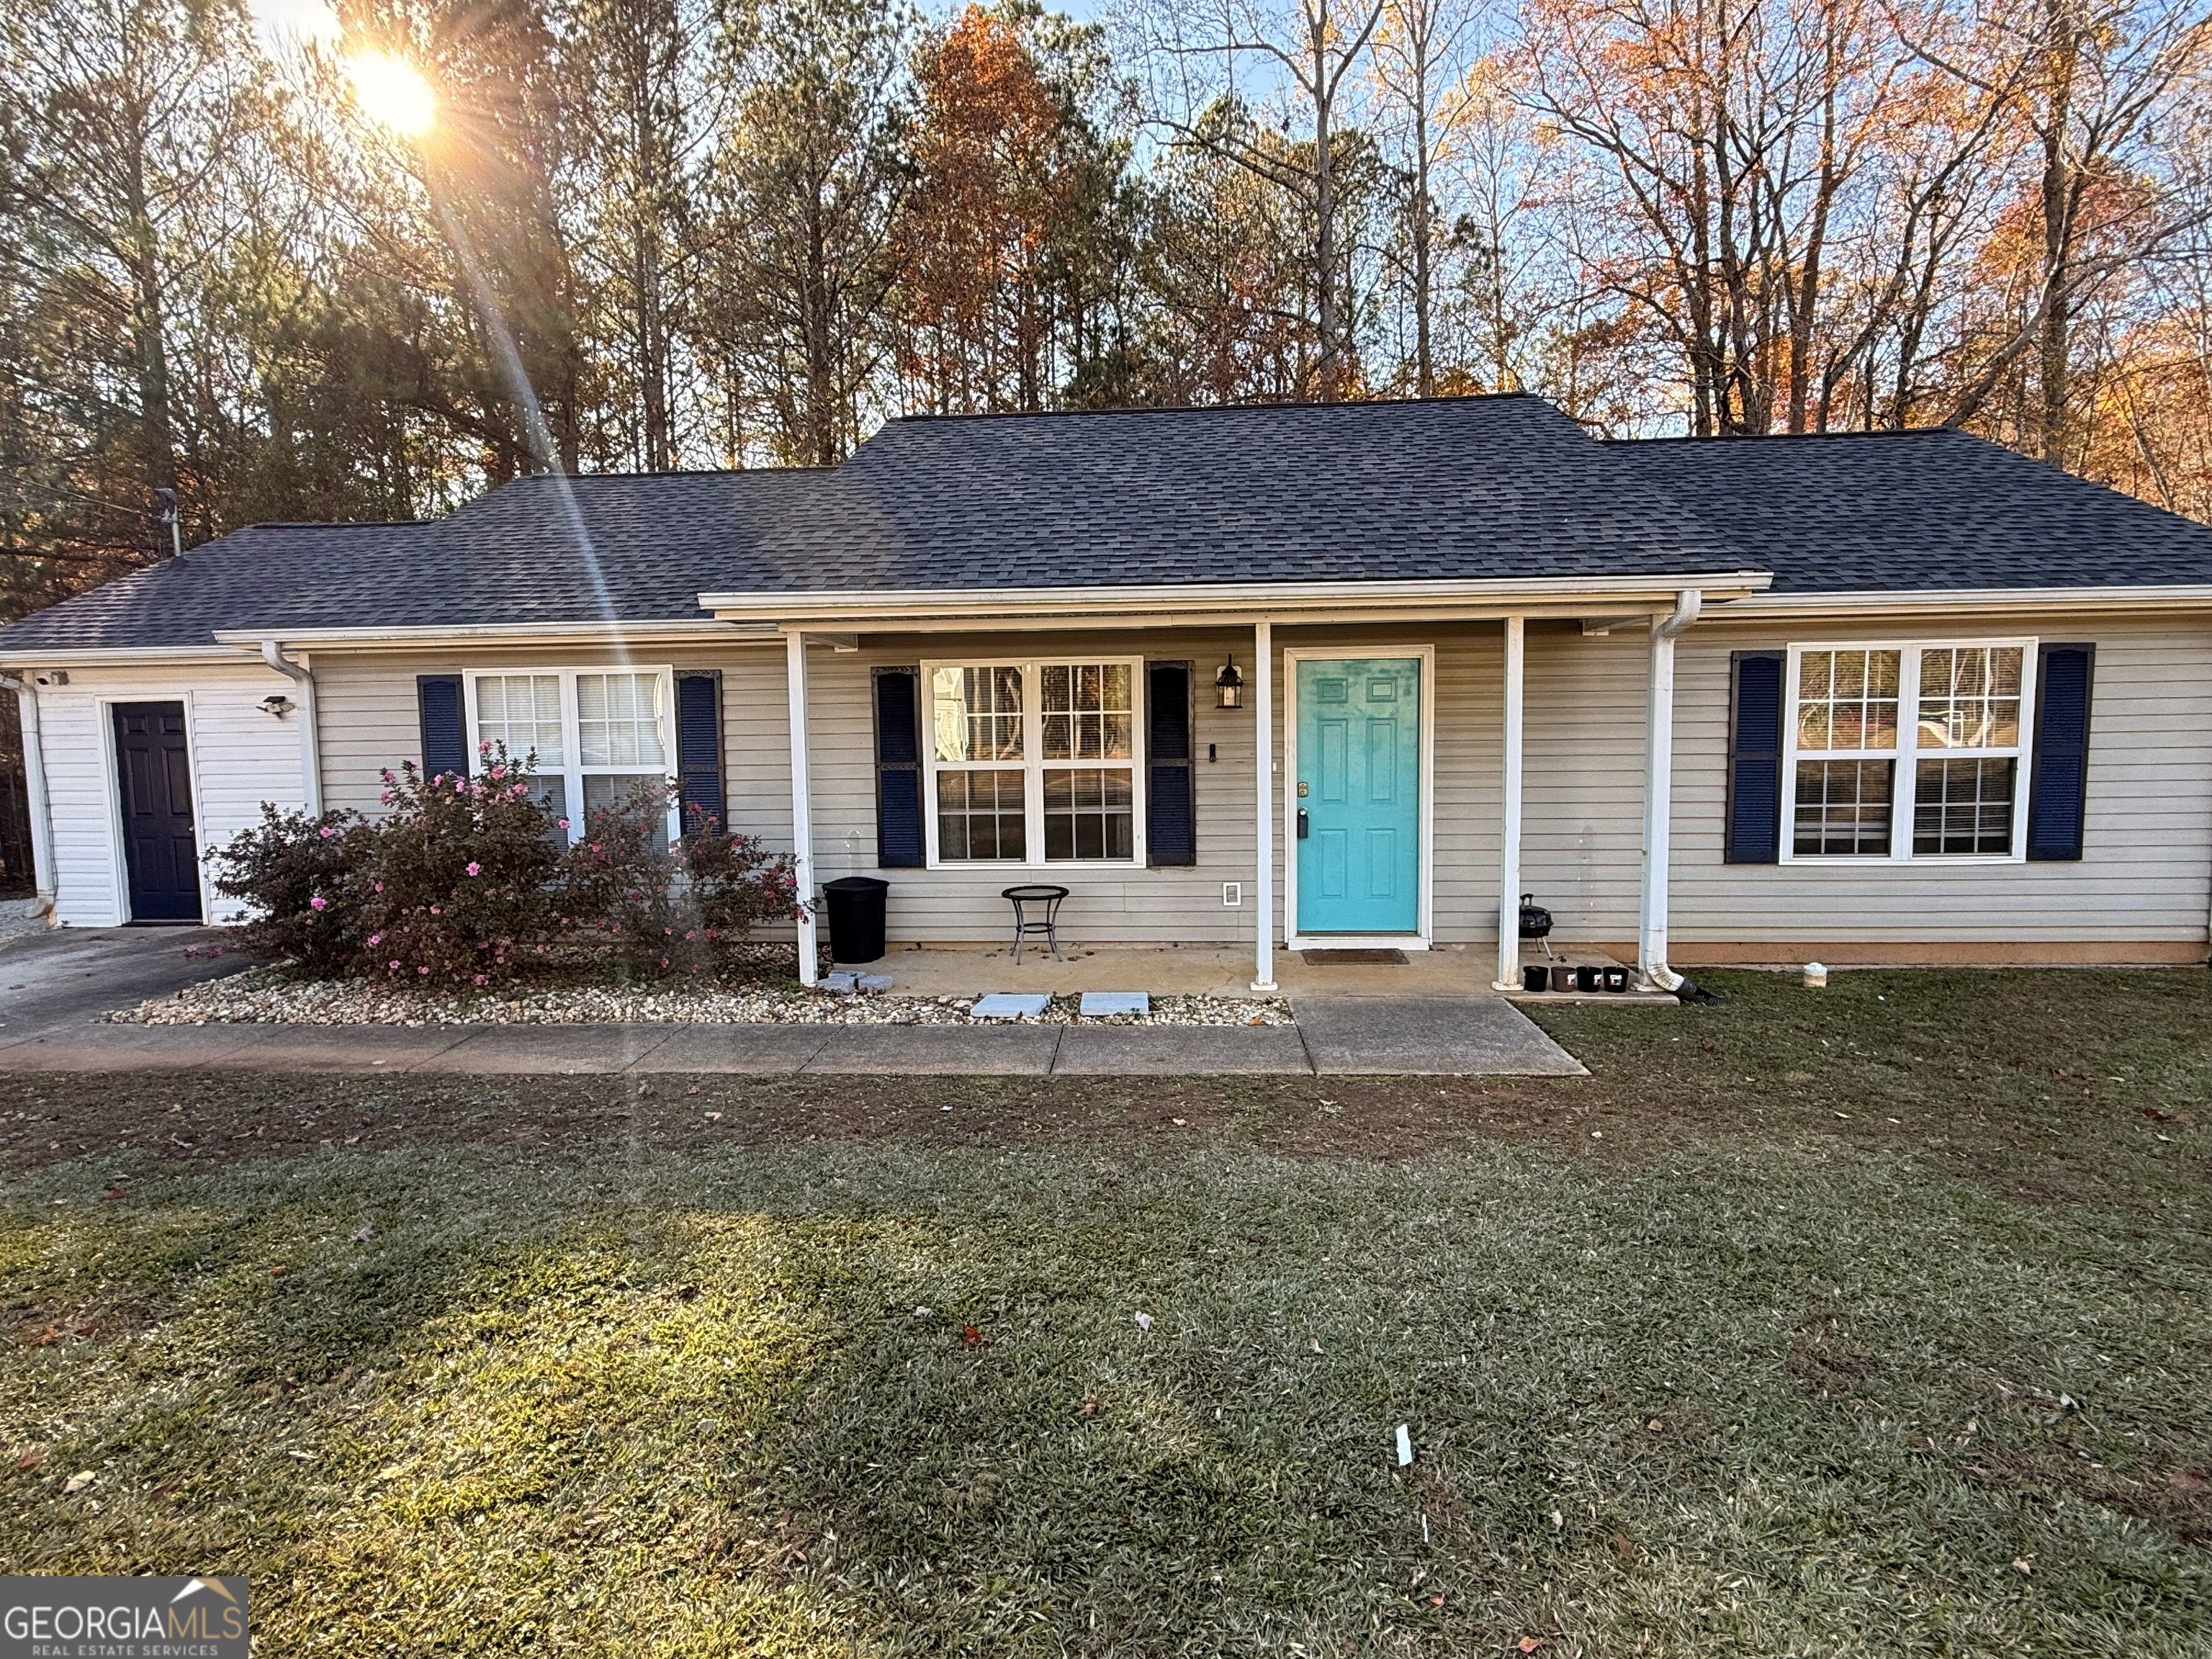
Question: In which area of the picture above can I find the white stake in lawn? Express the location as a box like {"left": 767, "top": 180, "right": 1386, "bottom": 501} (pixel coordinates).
{"left": 1396, "top": 1424, "right": 1413, "bottom": 1467}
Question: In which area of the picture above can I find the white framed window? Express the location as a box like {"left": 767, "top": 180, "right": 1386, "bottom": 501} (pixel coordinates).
{"left": 922, "top": 658, "right": 1146, "bottom": 866}
{"left": 464, "top": 667, "right": 676, "bottom": 842}
{"left": 1782, "top": 640, "right": 2034, "bottom": 863}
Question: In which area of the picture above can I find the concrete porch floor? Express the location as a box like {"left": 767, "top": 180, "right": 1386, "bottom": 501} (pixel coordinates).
{"left": 842, "top": 940, "right": 1650, "bottom": 999}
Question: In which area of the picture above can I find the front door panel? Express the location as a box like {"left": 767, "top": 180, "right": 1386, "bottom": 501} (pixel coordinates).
{"left": 112, "top": 702, "right": 202, "bottom": 921}
{"left": 1296, "top": 657, "right": 1420, "bottom": 935}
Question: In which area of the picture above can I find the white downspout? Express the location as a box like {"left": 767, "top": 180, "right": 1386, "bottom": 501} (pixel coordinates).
{"left": 1, "top": 674, "right": 56, "bottom": 920}
{"left": 1494, "top": 614, "right": 1525, "bottom": 990}
{"left": 1638, "top": 589, "right": 1702, "bottom": 991}
{"left": 785, "top": 629, "right": 819, "bottom": 986}
{"left": 258, "top": 640, "right": 323, "bottom": 816}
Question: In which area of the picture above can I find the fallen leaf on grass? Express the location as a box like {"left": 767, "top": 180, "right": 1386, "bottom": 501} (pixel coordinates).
{"left": 1609, "top": 1531, "right": 1635, "bottom": 1560}
{"left": 2170, "top": 1467, "right": 2211, "bottom": 1495}
{"left": 350, "top": 1225, "right": 374, "bottom": 1244}
{"left": 2012, "top": 1557, "right": 2033, "bottom": 1575}
{"left": 63, "top": 1470, "right": 94, "bottom": 1494}
{"left": 960, "top": 1323, "right": 985, "bottom": 1346}
{"left": 1133, "top": 1312, "right": 1153, "bottom": 1332}
{"left": 14, "top": 1448, "right": 44, "bottom": 1473}
{"left": 1079, "top": 1398, "right": 1103, "bottom": 1419}
{"left": 1517, "top": 1640, "right": 1544, "bottom": 1654}
{"left": 99, "top": 1186, "right": 130, "bottom": 1203}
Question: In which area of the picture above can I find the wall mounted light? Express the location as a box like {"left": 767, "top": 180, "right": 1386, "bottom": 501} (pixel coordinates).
{"left": 259, "top": 694, "right": 295, "bottom": 719}
{"left": 1214, "top": 655, "right": 1246, "bottom": 710}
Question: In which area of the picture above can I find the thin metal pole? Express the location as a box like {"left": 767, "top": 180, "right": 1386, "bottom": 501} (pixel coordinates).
{"left": 785, "top": 630, "right": 818, "bottom": 986}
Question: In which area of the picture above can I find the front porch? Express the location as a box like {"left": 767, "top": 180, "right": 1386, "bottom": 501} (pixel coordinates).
{"left": 730, "top": 573, "right": 1761, "bottom": 997}
{"left": 836, "top": 940, "right": 1671, "bottom": 1003}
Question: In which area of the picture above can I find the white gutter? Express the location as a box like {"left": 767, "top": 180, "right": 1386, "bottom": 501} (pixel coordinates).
{"left": 0, "top": 673, "right": 56, "bottom": 920}
{"left": 1724, "top": 584, "right": 2212, "bottom": 619}
{"left": 212, "top": 619, "right": 768, "bottom": 651}
{"left": 1637, "top": 590, "right": 1701, "bottom": 992}
{"left": 700, "top": 571, "right": 1771, "bottom": 625}
{"left": 258, "top": 641, "right": 323, "bottom": 816}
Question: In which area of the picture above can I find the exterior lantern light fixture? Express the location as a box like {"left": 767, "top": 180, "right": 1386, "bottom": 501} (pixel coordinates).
{"left": 1215, "top": 655, "right": 1246, "bottom": 710}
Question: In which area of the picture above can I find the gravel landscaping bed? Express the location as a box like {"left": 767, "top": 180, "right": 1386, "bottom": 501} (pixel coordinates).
{"left": 104, "top": 968, "right": 1292, "bottom": 1028}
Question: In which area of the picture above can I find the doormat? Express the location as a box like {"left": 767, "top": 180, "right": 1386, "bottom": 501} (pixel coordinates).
{"left": 1300, "top": 948, "right": 1409, "bottom": 966}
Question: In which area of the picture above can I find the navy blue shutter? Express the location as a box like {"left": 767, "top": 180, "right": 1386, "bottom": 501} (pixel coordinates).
{"left": 676, "top": 671, "right": 724, "bottom": 832}
{"left": 1725, "top": 651, "right": 1784, "bottom": 863}
{"left": 416, "top": 674, "right": 468, "bottom": 778}
{"left": 873, "top": 667, "right": 924, "bottom": 868}
{"left": 1146, "top": 661, "right": 1196, "bottom": 866}
{"left": 2028, "top": 643, "right": 2094, "bottom": 861}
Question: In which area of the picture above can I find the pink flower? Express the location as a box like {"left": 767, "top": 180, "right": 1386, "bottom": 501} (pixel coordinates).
{"left": 430, "top": 905, "right": 441, "bottom": 915}
{"left": 490, "top": 765, "right": 505, "bottom": 779}
{"left": 465, "top": 862, "right": 482, "bottom": 876}
{"left": 374, "top": 881, "right": 385, "bottom": 892}
{"left": 418, "top": 966, "right": 430, "bottom": 975}
{"left": 319, "top": 826, "right": 336, "bottom": 839}
{"left": 310, "top": 896, "right": 328, "bottom": 911}
{"left": 557, "top": 818, "right": 570, "bottom": 830}
{"left": 388, "top": 960, "right": 401, "bottom": 971}
{"left": 478, "top": 739, "right": 493, "bottom": 755}
{"left": 367, "top": 933, "right": 382, "bottom": 946}
{"left": 474, "top": 974, "right": 486, "bottom": 986}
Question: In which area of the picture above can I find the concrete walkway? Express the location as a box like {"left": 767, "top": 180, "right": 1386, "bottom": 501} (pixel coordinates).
{"left": 0, "top": 999, "right": 1585, "bottom": 1077}
{"left": 0, "top": 929, "right": 1591, "bottom": 1076}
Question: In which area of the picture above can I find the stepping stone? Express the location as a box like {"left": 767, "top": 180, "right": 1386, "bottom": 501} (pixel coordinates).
{"left": 971, "top": 992, "right": 1051, "bottom": 1020}
{"left": 1080, "top": 991, "right": 1151, "bottom": 1018}
{"left": 855, "top": 973, "right": 894, "bottom": 994}
{"left": 822, "top": 969, "right": 859, "bottom": 994}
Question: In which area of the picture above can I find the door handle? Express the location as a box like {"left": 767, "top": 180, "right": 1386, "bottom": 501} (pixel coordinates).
{"left": 1296, "top": 808, "right": 1310, "bottom": 840}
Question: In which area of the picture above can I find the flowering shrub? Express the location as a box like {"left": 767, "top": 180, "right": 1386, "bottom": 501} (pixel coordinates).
{"left": 559, "top": 783, "right": 805, "bottom": 978}
{"left": 212, "top": 747, "right": 803, "bottom": 985}
{"left": 208, "top": 805, "right": 372, "bottom": 976}
{"left": 361, "top": 745, "right": 564, "bottom": 986}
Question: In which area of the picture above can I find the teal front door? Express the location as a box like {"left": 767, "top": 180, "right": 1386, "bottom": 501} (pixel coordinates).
{"left": 1295, "top": 657, "right": 1421, "bottom": 935}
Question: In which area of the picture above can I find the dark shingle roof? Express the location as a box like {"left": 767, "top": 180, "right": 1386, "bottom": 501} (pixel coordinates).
{"left": 742, "top": 395, "right": 1739, "bottom": 589}
{"left": 0, "top": 470, "right": 818, "bottom": 650}
{"left": 5, "top": 398, "right": 2210, "bottom": 654}
{"left": 1606, "top": 428, "right": 2212, "bottom": 593}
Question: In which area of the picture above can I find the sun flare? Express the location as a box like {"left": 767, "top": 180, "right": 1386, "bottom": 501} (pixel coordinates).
{"left": 346, "top": 50, "right": 436, "bottom": 138}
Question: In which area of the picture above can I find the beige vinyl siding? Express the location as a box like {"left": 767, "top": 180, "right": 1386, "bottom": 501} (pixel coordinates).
{"left": 809, "top": 628, "right": 1265, "bottom": 945}
{"left": 310, "top": 644, "right": 794, "bottom": 848}
{"left": 32, "top": 661, "right": 311, "bottom": 927}
{"left": 253, "top": 607, "right": 2212, "bottom": 954}
{"left": 1665, "top": 613, "right": 2212, "bottom": 947}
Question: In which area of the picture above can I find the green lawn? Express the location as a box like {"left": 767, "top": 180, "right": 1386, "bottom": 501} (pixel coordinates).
{"left": 3, "top": 968, "right": 2209, "bottom": 1656}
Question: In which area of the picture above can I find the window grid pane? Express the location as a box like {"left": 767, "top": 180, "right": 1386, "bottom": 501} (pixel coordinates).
{"left": 577, "top": 673, "right": 665, "bottom": 768}
{"left": 1917, "top": 647, "right": 2023, "bottom": 750}
{"left": 476, "top": 674, "right": 565, "bottom": 766}
{"left": 932, "top": 667, "right": 1024, "bottom": 762}
{"left": 1795, "top": 650, "right": 1899, "bottom": 752}
{"left": 1913, "top": 757, "right": 2016, "bottom": 855}
{"left": 1794, "top": 759, "right": 1894, "bottom": 855}
{"left": 936, "top": 768, "right": 1027, "bottom": 861}
{"left": 1043, "top": 766, "right": 1134, "bottom": 861}
{"left": 1042, "top": 662, "right": 1135, "bottom": 761}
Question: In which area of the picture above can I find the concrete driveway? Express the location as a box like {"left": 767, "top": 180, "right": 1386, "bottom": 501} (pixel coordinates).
{"left": 0, "top": 925, "right": 251, "bottom": 1043}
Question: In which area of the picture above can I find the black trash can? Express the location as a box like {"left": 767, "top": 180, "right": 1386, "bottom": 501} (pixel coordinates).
{"left": 821, "top": 876, "right": 890, "bottom": 964}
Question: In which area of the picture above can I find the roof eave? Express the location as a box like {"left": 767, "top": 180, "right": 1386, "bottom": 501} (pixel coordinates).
{"left": 699, "top": 571, "right": 1773, "bottom": 629}
{"left": 1725, "top": 584, "right": 2212, "bottom": 618}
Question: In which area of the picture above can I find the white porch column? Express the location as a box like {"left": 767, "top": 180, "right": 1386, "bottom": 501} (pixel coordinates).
{"left": 1252, "top": 617, "right": 1277, "bottom": 991}
{"left": 1494, "top": 614, "right": 1525, "bottom": 990}
{"left": 1637, "top": 590, "right": 1702, "bottom": 989}
{"left": 785, "top": 629, "right": 819, "bottom": 986}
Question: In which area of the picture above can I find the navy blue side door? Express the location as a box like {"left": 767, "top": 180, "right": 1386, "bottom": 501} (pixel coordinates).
{"left": 112, "top": 702, "right": 202, "bottom": 921}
